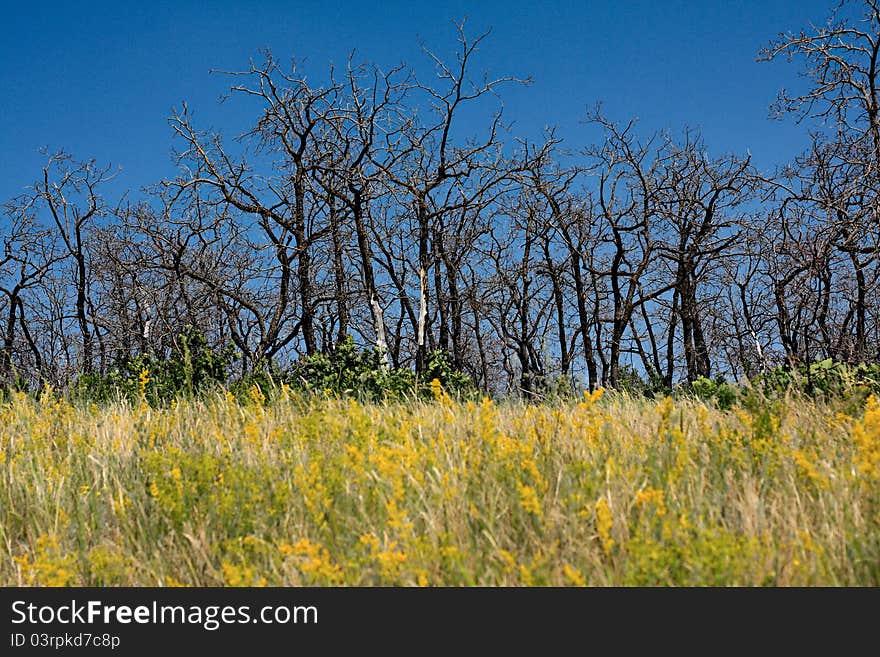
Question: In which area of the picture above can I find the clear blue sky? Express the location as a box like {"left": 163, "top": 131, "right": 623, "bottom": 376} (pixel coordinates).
{"left": 0, "top": 0, "right": 836, "bottom": 204}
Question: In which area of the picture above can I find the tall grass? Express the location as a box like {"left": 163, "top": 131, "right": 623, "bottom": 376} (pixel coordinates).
{"left": 1, "top": 386, "right": 878, "bottom": 586}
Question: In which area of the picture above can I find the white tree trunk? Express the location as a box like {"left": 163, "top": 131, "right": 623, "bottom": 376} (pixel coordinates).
{"left": 370, "top": 293, "right": 389, "bottom": 367}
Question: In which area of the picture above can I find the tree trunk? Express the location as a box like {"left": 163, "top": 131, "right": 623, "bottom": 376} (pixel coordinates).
{"left": 416, "top": 197, "right": 430, "bottom": 374}
{"left": 295, "top": 182, "right": 316, "bottom": 355}
{"left": 1, "top": 289, "right": 18, "bottom": 380}
{"left": 351, "top": 189, "right": 389, "bottom": 364}
{"left": 73, "top": 225, "right": 92, "bottom": 372}
{"left": 329, "top": 198, "right": 349, "bottom": 345}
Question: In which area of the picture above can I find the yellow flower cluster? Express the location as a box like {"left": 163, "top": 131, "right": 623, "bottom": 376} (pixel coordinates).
{"left": 278, "top": 538, "right": 343, "bottom": 584}
{"left": 595, "top": 497, "right": 615, "bottom": 556}
{"left": 13, "top": 534, "right": 75, "bottom": 587}
{"left": 634, "top": 487, "right": 667, "bottom": 516}
{"left": 852, "top": 395, "right": 880, "bottom": 483}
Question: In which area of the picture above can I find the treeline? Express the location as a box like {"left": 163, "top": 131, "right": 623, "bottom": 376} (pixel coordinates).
{"left": 2, "top": 2, "right": 880, "bottom": 397}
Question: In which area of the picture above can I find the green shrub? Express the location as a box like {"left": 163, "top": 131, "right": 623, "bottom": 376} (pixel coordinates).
{"left": 689, "top": 375, "right": 738, "bottom": 410}
{"left": 72, "top": 326, "right": 235, "bottom": 403}
{"left": 421, "top": 349, "right": 473, "bottom": 397}
{"left": 286, "top": 336, "right": 411, "bottom": 399}
{"left": 285, "top": 336, "right": 473, "bottom": 400}
{"left": 615, "top": 365, "right": 669, "bottom": 397}
{"left": 0, "top": 374, "right": 30, "bottom": 400}
{"left": 229, "top": 362, "right": 287, "bottom": 402}
{"left": 754, "top": 359, "right": 880, "bottom": 399}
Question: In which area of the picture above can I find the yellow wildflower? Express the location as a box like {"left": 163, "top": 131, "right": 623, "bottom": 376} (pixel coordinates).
{"left": 595, "top": 497, "right": 615, "bottom": 555}
{"left": 634, "top": 487, "right": 667, "bottom": 516}
{"left": 852, "top": 395, "right": 880, "bottom": 483}
{"left": 138, "top": 368, "right": 150, "bottom": 395}
{"left": 562, "top": 564, "right": 586, "bottom": 587}
{"left": 791, "top": 449, "right": 830, "bottom": 490}
{"left": 517, "top": 483, "right": 543, "bottom": 518}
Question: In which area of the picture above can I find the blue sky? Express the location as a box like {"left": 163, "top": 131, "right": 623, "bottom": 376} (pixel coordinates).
{"left": 0, "top": 0, "right": 836, "bottom": 204}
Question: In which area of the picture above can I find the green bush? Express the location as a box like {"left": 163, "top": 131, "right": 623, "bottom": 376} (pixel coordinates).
{"left": 754, "top": 359, "right": 880, "bottom": 399}
{"left": 615, "top": 365, "right": 669, "bottom": 397}
{"left": 72, "top": 326, "right": 235, "bottom": 403}
{"left": 421, "top": 349, "right": 473, "bottom": 397}
{"left": 228, "top": 362, "right": 288, "bottom": 402}
{"left": 286, "top": 336, "right": 411, "bottom": 399}
{"left": 689, "top": 375, "right": 738, "bottom": 410}
{"left": 0, "top": 374, "right": 30, "bottom": 400}
{"left": 285, "top": 336, "right": 473, "bottom": 400}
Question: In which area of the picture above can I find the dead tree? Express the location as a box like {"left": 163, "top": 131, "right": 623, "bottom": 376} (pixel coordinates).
{"left": 377, "top": 22, "right": 529, "bottom": 374}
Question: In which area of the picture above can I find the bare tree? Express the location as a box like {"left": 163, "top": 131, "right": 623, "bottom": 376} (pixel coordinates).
{"left": 760, "top": 0, "right": 880, "bottom": 364}
{"left": 0, "top": 210, "right": 62, "bottom": 384}
{"left": 377, "top": 22, "right": 529, "bottom": 373}
{"left": 165, "top": 53, "right": 346, "bottom": 364}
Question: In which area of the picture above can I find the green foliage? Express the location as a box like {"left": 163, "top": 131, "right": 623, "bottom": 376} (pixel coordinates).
{"left": 616, "top": 365, "right": 669, "bottom": 397}
{"left": 614, "top": 365, "right": 648, "bottom": 395}
{"left": 72, "top": 368, "right": 134, "bottom": 403}
{"left": 69, "top": 334, "right": 475, "bottom": 404}
{"left": 286, "top": 336, "right": 413, "bottom": 400}
{"left": 285, "top": 336, "right": 473, "bottom": 400}
{"left": 689, "top": 375, "right": 739, "bottom": 410}
{"left": 537, "top": 374, "right": 579, "bottom": 401}
{"left": 421, "top": 348, "right": 473, "bottom": 397}
{"left": 230, "top": 363, "right": 287, "bottom": 402}
{"left": 755, "top": 359, "right": 880, "bottom": 399}
{"left": 0, "top": 374, "right": 30, "bottom": 400}
{"left": 72, "top": 326, "right": 235, "bottom": 403}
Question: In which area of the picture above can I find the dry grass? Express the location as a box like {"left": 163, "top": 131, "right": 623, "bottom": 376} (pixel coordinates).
{"left": 1, "top": 386, "right": 878, "bottom": 586}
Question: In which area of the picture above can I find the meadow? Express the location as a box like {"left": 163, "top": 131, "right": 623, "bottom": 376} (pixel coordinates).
{"left": 2, "top": 384, "right": 878, "bottom": 586}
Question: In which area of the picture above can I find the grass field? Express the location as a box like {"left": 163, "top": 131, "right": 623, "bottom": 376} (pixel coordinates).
{"left": 2, "top": 385, "right": 879, "bottom": 586}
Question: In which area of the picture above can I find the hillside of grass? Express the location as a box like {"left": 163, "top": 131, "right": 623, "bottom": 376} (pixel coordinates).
{"left": 2, "top": 387, "right": 878, "bottom": 586}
